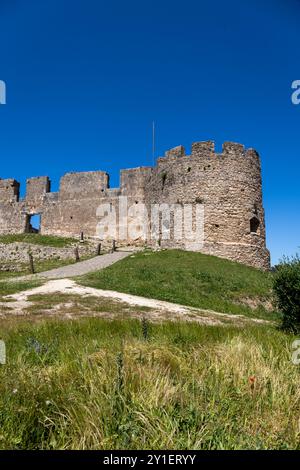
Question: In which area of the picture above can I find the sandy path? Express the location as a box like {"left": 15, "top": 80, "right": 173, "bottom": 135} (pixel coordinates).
{"left": 1, "top": 279, "right": 270, "bottom": 325}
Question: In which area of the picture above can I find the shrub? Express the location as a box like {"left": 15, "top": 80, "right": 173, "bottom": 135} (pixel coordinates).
{"left": 273, "top": 254, "right": 300, "bottom": 332}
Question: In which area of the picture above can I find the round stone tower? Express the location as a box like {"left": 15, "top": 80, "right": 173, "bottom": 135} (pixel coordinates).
{"left": 144, "top": 140, "right": 270, "bottom": 270}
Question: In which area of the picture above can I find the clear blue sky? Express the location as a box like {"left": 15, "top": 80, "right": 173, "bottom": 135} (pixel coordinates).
{"left": 0, "top": 0, "right": 299, "bottom": 265}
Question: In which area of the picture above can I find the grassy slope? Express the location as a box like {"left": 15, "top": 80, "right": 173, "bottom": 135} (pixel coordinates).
{"left": 0, "top": 280, "right": 43, "bottom": 297}
{"left": 0, "top": 234, "right": 77, "bottom": 247}
{"left": 0, "top": 317, "right": 298, "bottom": 450}
{"left": 80, "top": 250, "right": 277, "bottom": 320}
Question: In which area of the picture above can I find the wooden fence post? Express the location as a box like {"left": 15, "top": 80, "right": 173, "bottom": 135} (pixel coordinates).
{"left": 74, "top": 247, "right": 80, "bottom": 262}
{"left": 28, "top": 252, "right": 35, "bottom": 274}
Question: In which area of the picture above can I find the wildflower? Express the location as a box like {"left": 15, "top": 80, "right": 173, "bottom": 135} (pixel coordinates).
{"left": 249, "top": 375, "right": 256, "bottom": 391}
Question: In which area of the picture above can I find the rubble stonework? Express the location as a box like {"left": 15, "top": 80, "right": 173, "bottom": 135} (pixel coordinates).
{"left": 0, "top": 242, "right": 97, "bottom": 265}
{"left": 0, "top": 140, "right": 270, "bottom": 270}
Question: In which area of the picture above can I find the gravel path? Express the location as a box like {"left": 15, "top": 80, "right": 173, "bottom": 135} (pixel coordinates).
{"left": 1, "top": 251, "right": 131, "bottom": 282}
{"left": 36, "top": 251, "right": 131, "bottom": 279}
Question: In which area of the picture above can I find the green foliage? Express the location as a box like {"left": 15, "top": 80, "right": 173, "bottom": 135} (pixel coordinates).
{"left": 0, "top": 317, "right": 298, "bottom": 449}
{"left": 273, "top": 254, "right": 300, "bottom": 332}
{"left": 80, "top": 250, "right": 277, "bottom": 321}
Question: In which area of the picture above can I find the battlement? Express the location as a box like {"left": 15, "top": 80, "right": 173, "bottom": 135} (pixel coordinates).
{"left": 0, "top": 137, "right": 269, "bottom": 269}
{"left": 59, "top": 171, "right": 109, "bottom": 200}
{"left": 0, "top": 178, "right": 20, "bottom": 203}
{"left": 26, "top": 176, "right": 51, "bottom": 200}
{"left": 0, "top": 141, "right": 262, "bottom": 203}
{"left": 192, "top": 141, "right": 215, "bottom": 157}
{"left": 222, "top": 141, "right": 245, "bottom": 155}
{"left": 159, "top": 140, "right": 261, "bottom": 166}
{"left": 164, "top": 145, "right": 186, "bottom": 158}
{"left": 120, "top": 167, "right": 152, "bottom": 196}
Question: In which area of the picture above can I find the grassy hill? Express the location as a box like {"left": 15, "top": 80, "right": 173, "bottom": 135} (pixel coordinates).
{"left": 80, "top": 250, "right": 278, "bottom": 321}
{"left": 0, "top": 248, "right": 297, "bottom": 450}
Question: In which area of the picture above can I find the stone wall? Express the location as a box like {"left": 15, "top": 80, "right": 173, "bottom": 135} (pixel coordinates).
{"left": 0, "top": 241, "right": 99, "bottom": 265}
{"left": 0, "top": 140, "right": 270, "bottom": 270}
{"left": 144, "top": 141, "right": 270, "bottom": 269}
{"left": 26, "top": 176, "right": 50, "bottom": 214}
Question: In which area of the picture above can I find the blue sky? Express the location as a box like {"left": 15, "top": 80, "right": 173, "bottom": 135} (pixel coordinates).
{"left": 0, "top": 0, "right": 299, "bottom": 264}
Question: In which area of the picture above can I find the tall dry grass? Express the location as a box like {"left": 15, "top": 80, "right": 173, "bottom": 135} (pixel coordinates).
{"left": 0, "top": 317, "right": 299, "bottom": 449}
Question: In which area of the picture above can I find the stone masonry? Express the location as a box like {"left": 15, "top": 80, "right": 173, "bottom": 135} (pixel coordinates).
{"left": 0, "top": 140, "right": 270, "bottom": 270}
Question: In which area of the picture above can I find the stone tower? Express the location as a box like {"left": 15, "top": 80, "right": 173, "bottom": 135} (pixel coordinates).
{"left": 145, "top": 141, "right": 270, "bottom": 269}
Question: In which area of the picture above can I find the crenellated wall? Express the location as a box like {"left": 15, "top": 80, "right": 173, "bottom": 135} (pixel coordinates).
{"left": 144, "top": 141, "right": 269, "bottom": 268}
{"left": 0, "top": 140, "right": 270, "bottom": 269}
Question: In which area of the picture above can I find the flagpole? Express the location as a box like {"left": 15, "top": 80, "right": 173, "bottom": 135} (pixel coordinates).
{"left": 152, "top": 121, "right": 155, "bottom": 167}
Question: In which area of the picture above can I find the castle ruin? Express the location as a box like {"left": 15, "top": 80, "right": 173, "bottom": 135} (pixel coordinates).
{"left": 0, "top": 140, "right": 270, "bottom": 270}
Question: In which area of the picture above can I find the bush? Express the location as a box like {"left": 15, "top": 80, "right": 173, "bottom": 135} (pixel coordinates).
{"left": 273, "top": 254, "right": 300, "bottom": 332}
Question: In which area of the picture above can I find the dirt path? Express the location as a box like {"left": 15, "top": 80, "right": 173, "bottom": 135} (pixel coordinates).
{"left": 1, "top": 278, "right": 270, "bottom": 326}
{"left": 4, "top": 251, "right": 131, "bottom": 281}
{"left": 38, "top": 251, "right": 131, "bottom": 279}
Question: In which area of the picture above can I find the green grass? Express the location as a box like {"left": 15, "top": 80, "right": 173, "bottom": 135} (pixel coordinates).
{"left": 33, "top": 258, "right": 76, "bottom": 272}
{"left": 0, "top": 279, "right": 43, "bottom": 297}
{"left": 0, "top": 249, "right": 289, "bottom": 449}
{"left": 25, "top": 292, "right": 152, "bottom": 317}
{"left": 0, "top": 233, "right": 77, "bottom": 247}
{"left": 80, "top": 250, "right": 278, "bottom": 321}
{"left": 0, "top": 317, "right": 298, "bottom": 449}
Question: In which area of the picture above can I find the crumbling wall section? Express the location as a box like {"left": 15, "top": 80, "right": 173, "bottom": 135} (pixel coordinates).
{"left": 25, "top": 176, "right": 50, "bottom": 214}
{"left": 0, "top": 179, "right": 20, "bottom": 203}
